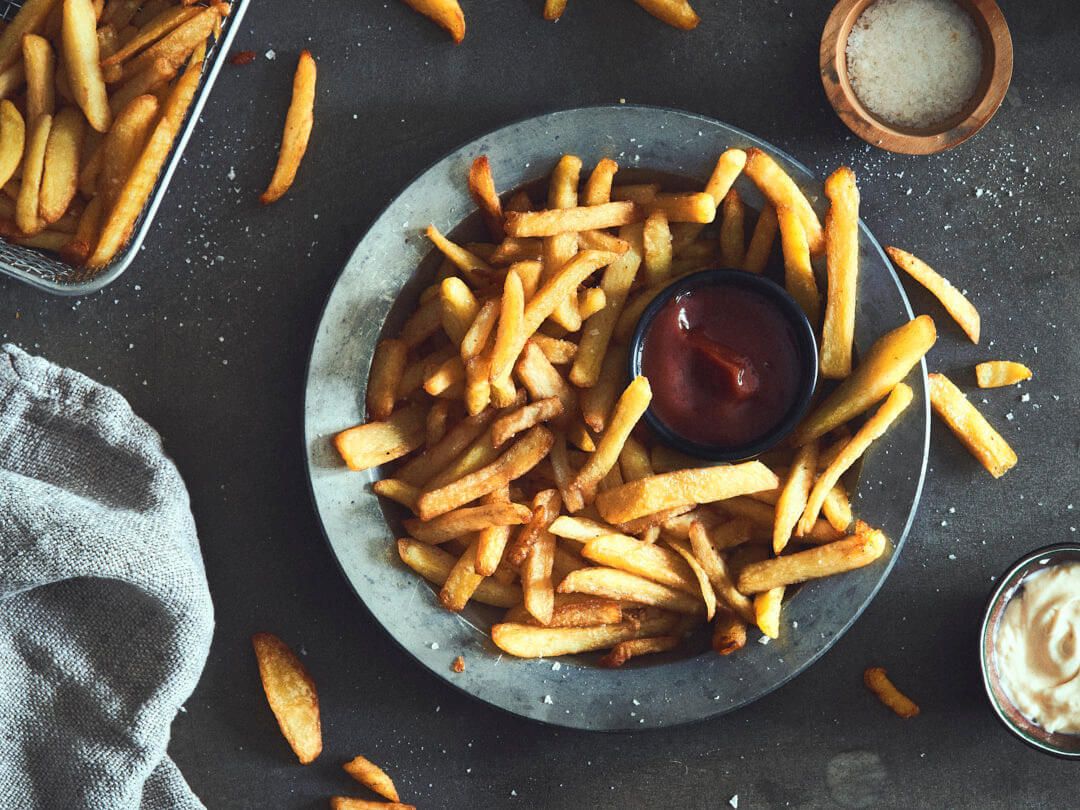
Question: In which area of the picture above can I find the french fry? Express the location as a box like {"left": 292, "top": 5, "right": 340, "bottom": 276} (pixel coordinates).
{"left": 744, "top": 147, "right": 824, "bottom": 255}
{"left": 529, "top": 333, "right": 577, "bottom": 365}
{"left": 122, "top": 4, "right": 216, "bottom": 76}
{"left": 549, "top": 515, "right": 627, "bottom": 544}
{"left": 343, "top": 756, "right": 400, "bottom": 803}
{"left": 503, "top": 595, "right": 623, "bottom": 628}
{"left": 260, "top": 49, "right": 315, "bottom": 205}
{"left": 466, "top": 154, "right": 503, "bottom": 239}
{"left": 721, "top": 496, "right": 840, "bottom": 544}
{"left": 599, "top": 635, "right": 679, "bottom": 667}
{"left": 790, "top": 315, "right": 936, "bottom": 446}
{"left": 515, "top": 340, "right": 576, "bottom": 423}
{"left": 799, "top": 384, "right": 912, "bottom": 533}
{"left": 821, "top": 166, "right": 861, "bottom": 377}
{"left": 557, "top": 567, "right": 704, "bottom": 615}
{"left": 578, "top": 287, "right": 606, "bottom": 320}
{"left": 489, "top": 268, "right": 525, "bottom": 396}
{"left": 737, "top": 529, "right": 887, "bottom": 594}
{"left": 372, "top": 478, "right": 420, "bottom": 512}
{"left": 367, "top": 339, "right": 407, "bottom": 421}
{"left": 754, "top": 586, "right": 784, "bottom": 639}
{"left": 929, "top": 372, "right": 1017, "bottom": 478}
{"left": 422, "top": 355, "right": 464, "bottom": 397}
{"left": 490, "top": 236, "right": 541, "bottom": 265}
{"left": 631, "top": 0, "right": 699, "bottom": 30}
{"left": 59, "top": 194, "right": 100, "bottom": 263}
{"left": 22, "top": 34, "right": 55, "bottom": 122}
{"left": 63, "top": 0, "right": 111, "bottom": 131}
{"left": 0, "top": 62, "right": 26, "bottom": 99}
{"left": 460, "top": 299, "right": 499, "bottom": 360}
{"left": 399, "top": 0, "right": 465, "bottom": 43}
{"left": 581, "top": 534, "right": 698, "bottom": 593}
{"left": 417, "top": 425, "right": 554, "bottom": 519}
{"left": 688, "top": 520, "right": 754, "bottom": 623}
{"left": 330, "top": 798, "right": 414, "bottom": 810}
{"left": 596, "top": 461, "right": 778, "bottom": 524}
{"left": 711, "top": 609, "right": 746, "bottom": 655}
{"left": 439, "top": 536, "right": 484, "bottom": 611}
{"left": 618, "top": 435, "right": 653, "bottom": 482}
{"left": 667, "top": 541, "right": 717, "bottom": 620}
{"left": 492, "top": 396, "right": 563, "bottom": 447}
{"left": 96, "top": 92, "right": 158, "bottom": 215}
{"left": 777, "top": 205, "right": 821, "bottom": 327}
{"left": 719, "top": 189, "right": 745, "bottom": 267}
{"left": 0, "top": 101, "right": 24, "bottom": 189}
{"left": 742, "top": 204, "right": 778, "bottom": 274}
{"left": 439, "top": 276, "right": 479, "bottom": 345}
{"left": 864, "top": 666, "right": 920, "bottom": 719}
{"left": 108, "top": 56, "right": 176, "bottom": 115}
{"left": 886, "top": 246, "right": 979, "bottom": 344}
{"left": 612, "top": 183, "right": 660, "bottom": 204}
{"left": 580, "top": 343, "right": 627, "bottom": 431}
{"left": 38, "top": 105, "right": 84, "bottom": 225}
{"left": 16, "top": 113, "right": 51, "bottom": 236}
{"left": 397, "top": 404, "right": 496, "bottom": 486}
{"left": 773, "top": 440, "right": 817, "bottom": 555}
{"left": 404, "top": 502, "right": 531, "bottom": 544}
{"left": 645, "top": 192, "right": 715, "bottom": 224}
{"left": 505, "top": 488, "right": 561, "bottom": 567}
{"left": 88, "top": 43, "right": 204, "bottom": 268}
{"left": 975, "top": 360, "right": 1032, "bottom": 389}
{"left": 101, "top": 5, "right": 200, "bottom": 66}
{"left": 583, "top": 158, "right": 618, "bottom": 205}
{"left": 423, "top": 424, "right": 501, "bottom": 490}
{"left": 566, "top": 376, "right": 652, "bottom": 511}
{"left": 10, "top": 229, "right": 72, "bottom": 251}
{"left": 522, "top": 529, "right": 556, "bottom": 623}
{"left": 334, "top": 403, "right": 425, "bottom": 472}
{"left": 541, "top": 154, "right": 583, "bottom": 331}
{"left": 397, "top": 538, "right": 521, "bottom": 607}
{"left": 0, "top": 0, "right": 58, "bottom": 74}
{"left": 472, "top": 488, "right": 512, "bottom": 576}
{"left": 505, "top": 202, "right": 637, "bottom": 237}
{"left": 251, "top": 633, "right": 322, "bottom": 764}
{"left": 642, "top": 211, "right": 672, "bottom": 286}
{"left": 491, "top": 613, "right": 677, "bottom": 657}
{"left": 821, "top": 481, "right": 853, "bottom": 533}
{"left": 543, "top": 0, "right": 568, "bottom": 21}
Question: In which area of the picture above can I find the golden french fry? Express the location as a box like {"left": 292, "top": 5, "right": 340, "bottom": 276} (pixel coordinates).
{"left": 821, "top": 480, "right": 852, "bottom": 532}
{"left": 529, "top": 333, "right": 577, "bottom": 365}
{"left": 541, "top": 154, "right": 583, "bottom": 331}
{"left": 334, "top": 403, "right": 425, "bottom": 472}
{"left": 557, "top": 567, "right": 703, "bottom": 615}
{"left": 720, "top": 496, "right": 840, "bottom": 544}
{"left": 343, "top": 756, "right": 400, "bottom": 803}
{"left": 122, "top": 4, "right": 216, "bottom": 76}
{"left": 97, "top": 92, "right": 158, "bottom": 216}
{"left": 719, "top": 189, "right": 745, "bottom": 267}
{"left": 399, "top": 0, "right": 464, "bottom": 43}
{"left": 367, "top": 339, "right": 407, "bottom": 420}
{"left": 631, "top": 0, "right": 699, "bottom": 29}
{"left": 777, "top": 205, "right": 820, "bottom": 327}
{"left": 599, "top": 635, "right": 679, "bottom": 667}
{"left": 102, "top": 5, "right": 199, "bottom": 66}
{"left": 712, "top": 609, "right": 746, "bottom": 655}
{"left": 88, "top": 44, "right": 204, "bottom": 268}
{"left": 754, "top": 586, "right": 784, "bottom": 639}
{"left": 22, "top": 34, "right": 55, "bottom": 122}
{"left": 522, "top": 529, "right": 556, "bottom": 624}
{"left": 596, "top": 461, "right": 778, "bottom": 524}
{"left": 820, "top": 166, "right": 861, "bottom": 377}
{"left": 543, "top": 0, "right": 568, "bottom": 21}
{"left": 422, "top": 422, "right": 501, "bottom": 490}
{"left": 504, "top": 595, "right": 623, "bottom": 628}
{"left": 397, "top": 538, "right": 521, "bottom": 607}
{"left": 439, "top": 537, "right": 484, "bottom": 611}
{"left": 580, "top": 342, "right": 627, "bottom": 431}
{"left": 0, "top": 62, "right": 27, "bottom": 99}
{"left": 744, "top": 147, "right": 824, "bottom": 255}
{"left": 642, "top": 211, "right": 672, "bottom": 285}
{"left": 791, "top": 315, "right": 936, "bottom": 445}
{"left": 417, "top": 425, "right": 554, "bottom": 519}
{"left": 63, "top": 0, "right": 111, "bottom": 131}
{"left": 505, "top": 488, "right": 561, "bottom": 567}
{"left": 612, "top": 183, "right": 660, "bottom": 204}
{"left": 799, "top": 384, "right": 912, "bottom": 533}
{"left": 505, "top": 202, "right": 637, "bottom": 237}
{"left": 975, "top": 360, "right": 1032, "bottom": 389}
{"left": 38, "top": 105, "right": 84, "bottom": 224}
{"left": 688, "top": 520, "right": 755, "bottom": 622}
{"left": 16, "top": 113, "right": 51, "bottom": 236}
{"left": 489, "top": 268, "right": 525, "bottom": 393}
{"left": 492, "top": 396, "right": 563, "bottom": 447}
{"left": 422, "top": 355, "right": 464, "bottom": 396}
{"left": 773, "top": 440, "right": 817, "bottom": 554}
{"left": 10, "top": 229, "right": 72, "bottom": 251}
{"left": 578, "top": 287, "right": 606, "bottom": 320}
{"left": 261, "top": 49, "right": 315, "bottom": 204}
{"left": 515, "top": 344, "right": 576, "bottom": 426}
{"left": 0, "top": 101, "right": 26, "bottom": 190}
{"left": 330, "top": 797, "right": 414, "bottom": 810}
{"left": 460, "top": 299, "right": 499, "bottom": 361}
{"left": 581, "top": 534, "right": 698, "bottom": 593}
{"left": 490, "top": 236, "right": 541, "bottom": 265}
{"left": 251, "top": 633, "right": 322, "bottom": 765}
{"left": 398, "top": 403, "right": 495, "bottom": 486}
{"left": 583, "top": 157, "right": 618, "bottom": 205}
{"left": 864, "top": 666, "right": 920, "bottom": 719}
{"left": 467, "top": 154, "right": 503, "bottom": 239}
{"left": 929, "top": 372, "right": 1017, "bottom": 478}
{"left": 618, "top": 435, "right": 653, "bottom": 483}
{"left": 404, "top": 502, "right": 532, "bottom": 544}
{"left": 108, "top": 56, "right": 176, "bottom": 115}
{"left": 667, "top": 541, "right": 717, "bottom": 620}
{"left": 886, "top": 246, "right": 979, "bottom": 344}
{"left": 742, "top": 204, "right": 778, "bottom": 273}
{"left": 737, "top": 529, "right": 887, "bottom": 594}
{"left": 491, "top": 612, "right": 677, "bottom": 658}
{"left": 0, "top": 0, "right": 58, "bottom": 74}
{"left": 59, "top": 194, "right": 100, "bottom": 263}
{"left": 549, "top": 515, "right": 626, "bottom": 544}
{"left": 645, "top": 192, "right": 715, "bottom": 223}
{"left": 372, "top": 478, "right": 420, "bottom": 513}
{"left": 439, "top": 276, "right": 479, "bottom": 344}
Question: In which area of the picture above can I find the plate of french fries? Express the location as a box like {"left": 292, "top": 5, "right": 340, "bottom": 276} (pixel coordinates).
{"left": 305, "top": 106, "right": 930, "bottom": 730}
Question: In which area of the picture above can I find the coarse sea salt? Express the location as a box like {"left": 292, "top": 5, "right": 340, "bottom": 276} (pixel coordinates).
{"left": 846, "top": 0, "right": 982, "bottom": 129}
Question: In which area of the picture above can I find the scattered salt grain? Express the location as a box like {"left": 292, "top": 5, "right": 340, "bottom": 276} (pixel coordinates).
{"left": 543, "top": 695, "right": 553, "bottom": 704}
{"left": 758, "top": 635, "right": 770, "bottom": 645}
{"left": 264, "top": 49, "right": 276, "bottom": 60}
{"left": 551, "top": 661, "right": 561, "bottom": 671}
{"left": 429, "top": 642, "right": 439, "bottom": 650}
{"left": 729, "top": 795, "right": 739, "bottom": 808}
{"left": 846, "top": 0, "right": 982, "bottom": 128}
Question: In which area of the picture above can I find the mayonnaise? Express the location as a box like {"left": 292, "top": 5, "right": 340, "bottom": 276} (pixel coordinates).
{"left": 995, "top": 562, "right": 1080, "bottom": 734}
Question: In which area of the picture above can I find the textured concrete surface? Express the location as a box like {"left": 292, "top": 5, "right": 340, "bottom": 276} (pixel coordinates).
{"left": 2, "top": 0, "right": 1077, "bottom": 807}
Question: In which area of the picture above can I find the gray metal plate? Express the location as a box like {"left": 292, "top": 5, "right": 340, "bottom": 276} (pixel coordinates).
{"left": 303, "top": 106, "right": 929, "bottom": 731}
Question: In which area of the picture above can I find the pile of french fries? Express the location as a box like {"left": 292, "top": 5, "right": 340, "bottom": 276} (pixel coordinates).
{"left": 0, "top": 0, "right": 230, "bottom": 271}
{"left": 333, "top": 144, "right": 1003, "bottom": 666}
{"left": 399, "top": 0, "right": 700, "bottom": 45}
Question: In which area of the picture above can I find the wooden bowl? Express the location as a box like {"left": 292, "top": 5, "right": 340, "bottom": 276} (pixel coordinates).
{"left": 820, "top": 0, "right": 1013, "bottom": 155}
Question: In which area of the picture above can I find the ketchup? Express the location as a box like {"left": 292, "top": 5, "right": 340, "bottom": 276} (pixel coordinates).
{"left": 639, "top": 284, "right": 803, "bottom": 449}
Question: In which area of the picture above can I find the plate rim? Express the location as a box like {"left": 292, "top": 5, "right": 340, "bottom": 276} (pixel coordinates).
{"left": 303, "top": 103, "right": 930, "bottom": 731}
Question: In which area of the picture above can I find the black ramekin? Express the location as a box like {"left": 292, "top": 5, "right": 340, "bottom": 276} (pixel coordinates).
{"left": 628, "top": 269, "right": 818, "bottom": 462}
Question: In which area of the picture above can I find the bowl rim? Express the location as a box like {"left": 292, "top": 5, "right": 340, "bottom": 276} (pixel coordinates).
{"left": 627, "top": 268, "right": 819, "bottom": 462}
{"left": 979, "top": 542, "right": 1080, "bottom": 759}
{"left": 819, "top": 0, "right": 1014, "bottom": 155}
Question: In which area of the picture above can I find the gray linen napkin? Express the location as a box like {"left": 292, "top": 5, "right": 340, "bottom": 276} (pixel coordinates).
{"left": 0, "top": 344, "right": 214, "bottom": 809}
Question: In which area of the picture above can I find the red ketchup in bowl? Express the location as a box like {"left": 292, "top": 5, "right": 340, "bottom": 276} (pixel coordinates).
{"left": 639, "top": 283, "right": 804, "bottom": 449}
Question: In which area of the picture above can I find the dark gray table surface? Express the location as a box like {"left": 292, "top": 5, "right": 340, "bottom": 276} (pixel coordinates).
{"left": 4, "top": 1, "right": 1078, "bottom": 807}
